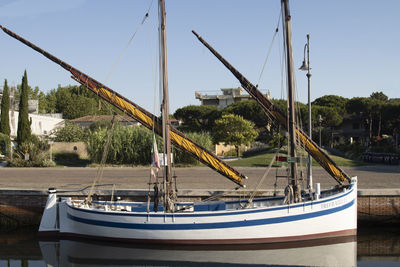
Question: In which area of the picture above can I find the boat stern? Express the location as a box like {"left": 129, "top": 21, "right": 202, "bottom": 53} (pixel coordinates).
{"left": 38, "top": 188, "right": 59, "bottom": 236}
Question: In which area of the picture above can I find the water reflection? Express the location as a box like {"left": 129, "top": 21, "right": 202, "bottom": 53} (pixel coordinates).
{"left": 42, "top": 237, "right": 358, "bottom": 266}
{"left": 1, "top": 227, "right": 400, "bottom": 266}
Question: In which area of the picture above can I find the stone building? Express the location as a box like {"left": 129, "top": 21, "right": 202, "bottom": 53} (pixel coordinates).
{"left": 195, "top": 87, "right": 267, "bottom": 109}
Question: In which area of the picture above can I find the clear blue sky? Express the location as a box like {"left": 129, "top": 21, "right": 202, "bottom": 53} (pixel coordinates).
{"left": 1, "top": 0, "right": 399, "bottom": 113}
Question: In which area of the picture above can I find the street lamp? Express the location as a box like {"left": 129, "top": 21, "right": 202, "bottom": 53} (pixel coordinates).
{"left": 318, "top": 114, "right": 323, "bottom": 147}
{"left": 299, "top": 34, "right": 312, "bottom": 191}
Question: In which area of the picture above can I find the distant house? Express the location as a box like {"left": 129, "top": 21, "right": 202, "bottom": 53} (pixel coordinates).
{"left": 70, "top": 115, "right": 140, "bottom": 128}
{"left": 170, "top": 118, "right": 182, "bottom": 127}
{"left": 332, "top": 114, "right": 367, "bottom": 144}
{"left": 195, "top": 87, "right": 269, "bottom": 109}
{"left": 0, "top": 90, "right": 64, "bottom": 139}
{"left": 8, "top": 110, "right": 64, "bottom": 138}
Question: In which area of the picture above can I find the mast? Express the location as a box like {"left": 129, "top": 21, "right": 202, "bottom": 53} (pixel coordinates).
{"left": 282, "top": 0, "right": 299, "bottom": 199}
{"left": 159, "top": 0, "right": 173, "bottom": 210}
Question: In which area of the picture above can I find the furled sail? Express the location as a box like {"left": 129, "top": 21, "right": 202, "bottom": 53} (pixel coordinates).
{"left": 192, "top": 30, "right": 351, "bottom": 185}
{"left": 1, "top": 25, "right": 247, "bottom": 187}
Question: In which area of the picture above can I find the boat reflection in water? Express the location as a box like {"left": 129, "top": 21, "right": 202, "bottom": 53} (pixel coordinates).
{"left": 40, "top": 236, "right": 356, "bottom": 267}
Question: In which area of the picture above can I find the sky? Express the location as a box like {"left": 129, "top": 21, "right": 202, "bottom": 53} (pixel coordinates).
{"left": 0, "top": 0, "right": 399, "bottom": 114}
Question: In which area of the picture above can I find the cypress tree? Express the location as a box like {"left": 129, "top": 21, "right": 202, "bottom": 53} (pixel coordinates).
{"left": 0, "top": 79, "right": 10, "bottom": 136}
{"left": 16, "top": 70, "right": 31, "bottom": 146}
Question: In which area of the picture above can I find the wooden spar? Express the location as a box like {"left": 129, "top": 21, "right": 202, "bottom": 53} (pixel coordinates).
{"left": 0, "top": 25, "right": 247, "bottom": 187}
{"left": 282, "top": 0, "right": 298, "bottom": 195}
{"left": 191, "top": 30, "right": 351, "bottom": 184}
{"left": 159, "top": 0, "right": 173, "bottom": 209}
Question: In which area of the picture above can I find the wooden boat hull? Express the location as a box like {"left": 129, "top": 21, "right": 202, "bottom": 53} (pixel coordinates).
{"left": 39, "top": 181, "right": 357, "bottom": 244}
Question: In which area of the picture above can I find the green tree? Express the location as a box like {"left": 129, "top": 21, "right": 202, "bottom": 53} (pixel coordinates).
{"left": 346, "top": 97, "right": 380, "bottom": 140}
{"left": 51, "top": 85, "right": 115, "bottom": 119}
{"left": 0, "top": 79, "right": 11, "bottom": 136}
{"left": 53, "top": 122, "right": 87, "bottom": 142}
{"left": 312, "top": 106, "right": 342, "bottom": 128}
{"left": 213, "top": 114, "right": 258, "bottom": 156}
{"left": 312, "top": 105, "right": 343, "bottom": 147}
{"left": 382, "top": 102, "right": 400, "bottom": 136}
{"left": 38, "top": 91, "right": 48, "bottom": 113}
{"left": 16, "top": 70, "right": 31, "bottom": 146}
{"left": 0, "top": 133, "right": 10, "bottom": 157}
{"left": 370, "top": 91, "right": 388, "bottom": 102}
{"left": 45, "top": 88, "right": 57, "bottom": 113}
{"left": 174, "top": 105, "right": 221, "bottom": 132}
{"left": 370, "top": 92, "right": 388, "bottom": 137}
{"left": 223, "top": 100, "right": 268, "bottom": 128}
{"left": 312, "top": 95, "right": 349, "bottom": 115}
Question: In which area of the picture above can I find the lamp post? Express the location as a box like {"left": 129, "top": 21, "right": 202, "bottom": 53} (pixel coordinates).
{"left": 318, "top": 114, "right": 323, "bottom": 147}
{"left": 299, "top": 34, "right": 312, "bottom": 191}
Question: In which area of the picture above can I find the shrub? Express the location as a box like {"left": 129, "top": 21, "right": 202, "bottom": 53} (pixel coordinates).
{"left": 8, "top": 141, "right": 55, "bottom": 167}
{"left": 0, "top": 133, "right": 11, "bottom": 157}
{"left": 86, "top": 125, "right": 153, "bottom": 165}
{"left": 53, "top": 122, "right": 87, "bottom": 142}
{"left": 336, "top": 143, "right": 366, "bottom": 160}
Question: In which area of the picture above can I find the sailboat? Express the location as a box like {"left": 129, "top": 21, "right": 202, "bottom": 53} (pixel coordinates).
{"left": 1, "top": 0, "right": 357, "bottom": 245}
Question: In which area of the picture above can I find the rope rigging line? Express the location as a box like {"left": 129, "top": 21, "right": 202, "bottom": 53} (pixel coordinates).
{"left": 246, "top": 146, "right": 281, "bottom": 207}
{"left": 95, "top": 0, "right": 156, "bottom": 120}
{"left": 103, "top": 0, "right": 154, "bottom": 84}
{"left": 256, "top": 9, "right": 282, "bottom": 88}
{"left": 86, "top": 113, "right": 118, "bottom": 204}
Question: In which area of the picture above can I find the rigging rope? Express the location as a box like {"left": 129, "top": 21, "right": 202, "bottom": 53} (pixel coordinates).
{"left": 256, "top": 10, "right": 282, "bottom": 88}
{"left": 246, "top": 147, "right": 281, "bottom": 207}
{"left": 87, "top": 113, "right": 117, "bottom": 204}
{"left": 94, "top": 0, "right": 156, "bottom": 131}
{"left": 103, "top": 0, "right": 154, "bottom": 84}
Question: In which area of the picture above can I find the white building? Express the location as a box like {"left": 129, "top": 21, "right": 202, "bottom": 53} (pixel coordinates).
{"left": 9, "top": 110, "right": 64, "bottom": 138}
{"left": 195, "top": 87, "right": 270, "bottom": 109}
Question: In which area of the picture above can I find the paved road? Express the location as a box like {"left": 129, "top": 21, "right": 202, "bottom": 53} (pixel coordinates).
{"left": 0, "top": 165, "right": 399, "bottom": 191}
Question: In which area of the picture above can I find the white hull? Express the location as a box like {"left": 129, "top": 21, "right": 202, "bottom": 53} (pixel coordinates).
{"left": 39, "top": 180, "right": 357, "bottom": 244}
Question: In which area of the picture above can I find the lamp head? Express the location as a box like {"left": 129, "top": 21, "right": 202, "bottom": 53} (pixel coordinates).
{"left": 299, "top": 60, "right": 308, "bottom": 71}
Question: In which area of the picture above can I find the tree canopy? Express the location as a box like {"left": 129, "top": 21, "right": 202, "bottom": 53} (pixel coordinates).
{"left": 16, "top": 70, "right": 31, "bottom": 146}
{"left": 174, "top": 105, "right": 221, "bottom": 132}
{"left": 312, "top": 95, "right": 348, "bottom": 115}
{"left": 222, "top": 100, "right": 268, "bottom": 128}
{"left": 312, "top": 105, "right": 342, "bottom": 128}
{"left": 53, "top": 122, "right": 87, "bottom": 142}
{"left": 0, "top": 79, "right": 11, "bottom": 136}
{"left": 213, "top": 114, "right": 258, "bottom": 156}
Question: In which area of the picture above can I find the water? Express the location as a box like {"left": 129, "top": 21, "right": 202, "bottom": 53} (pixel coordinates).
{"left": 0, "top": 226, "right": 399, "bottom": 267}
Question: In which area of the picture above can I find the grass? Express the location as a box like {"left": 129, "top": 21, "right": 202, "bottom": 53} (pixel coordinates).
{"left": 229, "top": 149, "right": 366, "bottom": 167}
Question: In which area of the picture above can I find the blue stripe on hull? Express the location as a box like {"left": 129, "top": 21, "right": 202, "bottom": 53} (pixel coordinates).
{"left": 67, "top": 187, "right": 354, "bottom": 218}
{"left": 67, "top": 199, "right": 355, "bottom": 230}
